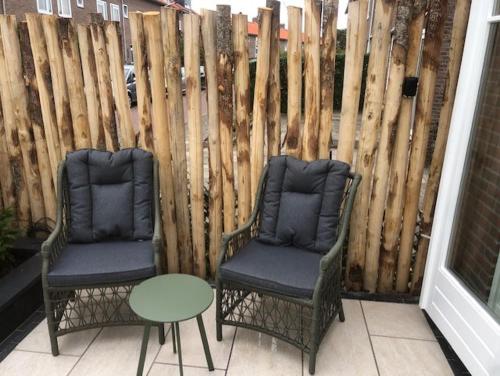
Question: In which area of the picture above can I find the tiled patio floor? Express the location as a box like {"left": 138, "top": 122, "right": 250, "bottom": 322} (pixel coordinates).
{"left": 0, "top": 299, "right": 453, "bottom": 376}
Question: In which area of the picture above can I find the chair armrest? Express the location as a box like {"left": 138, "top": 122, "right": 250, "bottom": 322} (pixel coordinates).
{"left": 319, "top": 172, "right": 361, "bottom": 272}
{"left": 41, "top": 162, "right": 68, "bottom": 275}
{"left": 152, "top": 160, "right": 164, "bottom": 273}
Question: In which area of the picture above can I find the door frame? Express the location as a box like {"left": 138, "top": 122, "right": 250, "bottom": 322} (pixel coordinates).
{"left": 420, "top": 1, "right": 500, "bottom": 375}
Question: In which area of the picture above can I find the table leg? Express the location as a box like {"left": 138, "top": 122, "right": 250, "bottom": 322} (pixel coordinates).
{"left": 171, "top": 323, "right": 177, "bottom": 354}
{"left": 158, "top": 323, "right": 165, "bottom": 345}
{"left": 175, "top": 322, "right": 183, "bottom": 376}
{"left": 197, "top": 315, "right": 214, "bottom": 371}
{"left": 136, "top": 322, "right": 151, "bottom": 376}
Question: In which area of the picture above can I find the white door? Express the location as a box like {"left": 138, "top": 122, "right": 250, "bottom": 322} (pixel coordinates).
{"left": 420, "top": 1, "right": 500, "bottom": 375}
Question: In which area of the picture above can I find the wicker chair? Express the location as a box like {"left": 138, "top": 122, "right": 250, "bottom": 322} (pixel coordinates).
{"left": 42, "top": 149, "right": 165, "bottom": 356}
{"left": 216, "top": 156, "right": 361, "bottom": 375}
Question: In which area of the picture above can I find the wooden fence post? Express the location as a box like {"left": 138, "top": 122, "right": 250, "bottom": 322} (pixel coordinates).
{"left": 77, "top": 24, "right": 105, "bottom": 150}
{"left": 90, "top": 14, "right": 119, "bottom": 151}
{"left": 104, "top": 21, "right": 136, "bottom": 148}
{"left": 130, "top": 12, "right": 153, "bottom": 151}
{"left": 26, "top": 14, "right": 62, "bottom": 183}
{"left": 58, "top": 19, "right": 91, "bottom": 150}
{"left": 378, "top": 0, "right": 427, "bottom": 292}
{"left": 0, "top": 15, "right": 45, "bottom": 224}
{"left": 285, "top": 6, "right": 302, "bottom": 158}
{"left": 250, "top": 7, "right": 272, "bottom": 203}
{"left": 161, "top": 7, "right": 193, "bottom": 272}
{"left": 346, "top": 0, "right": 396, "bottom": 292}
{"left": 318, "top": 0, "right": 339, "bottom": 159}
{"left": 232, "top": 13, "right": 251, "bottom": 227}
{"left": 411, "top": 0, "right": 471, "bottom": 293}
{"left": 183, "top": 13, "right": 205, "bottom": 278}
{"left": 266, "top": 0, "right": 281, "bottom": 158}
{"left": 202, "top": 9, "right": 223, "bottom": 275}
{"left": 143, "top": 12, "right": 181, "bottom": 273}
{"left": 216, "top": 5, "right": 236, "bottom": 233}
{"left": 337, "top": 0, "right": 369, "bottom": 164}
{"left": 301, "top": 0, "right": 321, "bottom": 161}
{"left": 363, "top": 0, "right": 412, "bottom": 292}
{"left": 41, "top": 15, "right": 74, "bottom": 156}
{"left": 396, "top": 0, "right": 448, "bottom": 292}
{"left": 18, "top": 21, "right": 57, "bottom": 221}
{"left": 0, "top": 102, "right": 16, "bottom": 211}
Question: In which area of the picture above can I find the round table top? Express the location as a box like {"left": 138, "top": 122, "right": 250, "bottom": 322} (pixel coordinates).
{"left": 129, "top": 274, "right": 213, "bottom": 323}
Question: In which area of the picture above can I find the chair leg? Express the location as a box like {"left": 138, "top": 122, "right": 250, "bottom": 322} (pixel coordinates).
{"left": 216, "top": 280, "right": 223, "bottom": 341}
{"left": 308, "top": 350, "right": 317, "bottom": 375}
{"left": 158, "top": 323, "right": 165, "bottom": 345}
{"left": 44, "top": 291, "right": 59, "bottom": 356}
{"left": 338, "top": 300, "right": 345, "bottom": 322}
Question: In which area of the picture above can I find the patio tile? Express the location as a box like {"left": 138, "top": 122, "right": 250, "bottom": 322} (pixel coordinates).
{"left": 148, "top": 363, "right": 226, "bottom": 376}
{"left": 303, "top": 299, "right": 378, "bottom": 376}
{"left": 371, "top": 336, "right": 453, "bottom": 376}
{"left": 69, "top": 325, "right": 161, "bottom": 376}
{"left": 0, "top": 350, "right": 78, "bottom": 376}
{"left": 155, "top": 303, "right": 235, "bottom": 369}
{"left": 362, "top": 301, "right": 436, "bottom": 340}
{"left": 16, "top": 318, "right": 100, "bottom": 356}
{"left": 227, "top": 328, "right": 302, "bottom": 376}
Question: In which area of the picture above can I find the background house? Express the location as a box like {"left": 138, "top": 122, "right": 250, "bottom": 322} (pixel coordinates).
{"left": 247, "top": 17, "right": 288, "bottom": 59}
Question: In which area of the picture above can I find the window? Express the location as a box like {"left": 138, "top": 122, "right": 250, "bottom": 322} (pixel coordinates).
{"left": 110, "top": 3, "right": 120, "bottom": 22}
{"left": 77, "top": 0, "right": 84, "bottom": 8}
{"left": 97, "top": 0, "right": 108, "bottom": 20}
{"left": 122, "top": 4, "right": 129, "bottom": 18}
{"left": 37, "top": 0, "right": 52, "bottom": 14}
{"left": 57, "top": 0, "right": 72, "bottom": 17}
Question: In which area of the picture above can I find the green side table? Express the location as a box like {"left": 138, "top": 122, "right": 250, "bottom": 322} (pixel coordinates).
{"left": 129, "top": 274, "right": 214, "bottom": 376}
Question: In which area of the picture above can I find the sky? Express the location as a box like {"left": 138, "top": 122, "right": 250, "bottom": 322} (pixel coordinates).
{"left": 189, "top": 0, "right": 350, "bottom": 29}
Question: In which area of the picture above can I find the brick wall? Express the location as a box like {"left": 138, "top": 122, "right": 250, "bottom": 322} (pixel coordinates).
{"left": 449, "top": 25, "right": 500, "bottom": 304}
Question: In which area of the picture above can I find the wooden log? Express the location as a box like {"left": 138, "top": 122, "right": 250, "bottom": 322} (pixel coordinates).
{"left": 58, "top": 19, "right": 91, "bottom": 149}
{"left": 232, "top": 13, "right": 251, "bottom": 227}
{"left": 250, "top": 7, "right": 272, "bottom": 204}
{"left": 379, "top": 0, "right": 427, "bottom": 293}
{"left": 266, "top": 0, "right": 281, "bottom": 158}
{"left": 301, "top": 0, "right": 321, "bottom": 161}
{"left": 411, "top": 0, "right": 471, "bottom": 293}
{"left": 337, "top": 0, "right": 369, "bottom": 164}
{"left": 143, "top": 12, "right": 181, "bottom": 273}
{"left": 90, "top": 14, "right": 119, "bottom": 151}
{"left": 77, "top": 24, "right": 105, "bottom": 150}
{"left": 161, "top": 7, "right": 193, "bottom": 273}
{"left": 18, "top": 21, "right": 57, "bottom": 221}
{"left": 26, "top": 14, "right": 62, "bottom": 183}
{"left": 202, "top": 9, "right": 223, "bottom": 275}
{"left": 41, "top": 15, "right": 74, "bottom": 156}
{"left": 396, "top": 0, "right": 448, "bottom": 293}
{"left": 129, "top": 12, "right": 153, "bottom": 152}
{"left": 183, "top": 13, "right": 205, "bottom": 278}
{"left": 216, "top": 5, "right": 235, "bottom": 233}
{"left": 318, "top": 0, "right": 339, "bottom": 159}
{"left": 0, "top": 101, "right": 16, "bottom": 211}
{"left": 104, "top": 21, "right": 136, "bottom": 148}
{"left": 0, "top": 15, "right": 45, "bottom": 225}
{"left": 362, "top": 0, "right": 412, "bottom": 292}
{"left": 346, "top": 0, "right": 397, "bottom": 292}
{"left": 284, "top": 6, "right": 302, "bottom": 158}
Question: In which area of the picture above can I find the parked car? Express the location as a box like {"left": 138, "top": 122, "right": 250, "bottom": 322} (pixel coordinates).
{"left": 124, "top": 64, "right": 137, "bottom": 106}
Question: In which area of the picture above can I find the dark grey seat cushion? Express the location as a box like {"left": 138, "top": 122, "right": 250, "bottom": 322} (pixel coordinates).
{"left": 47, "top": 241, "right": 156, "bottom": 287}
{"left": 219, "top": 239, "right": 322, "bottom": 298}
{"left": 258, "top": 156, "right": 350, "bottom": 253}
{"left": 66, "top": 149, "right": 154, "bottom": 243}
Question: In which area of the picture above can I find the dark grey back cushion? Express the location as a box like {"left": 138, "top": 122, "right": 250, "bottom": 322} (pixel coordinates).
{"left": 66, "top": 149, "right": 154, "bottom": 243}
{"left": 258, "top": 156, "right": 350, "bottom": 253}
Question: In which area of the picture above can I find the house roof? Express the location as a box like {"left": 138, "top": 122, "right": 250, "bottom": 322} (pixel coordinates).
{"left": 164, "top": 0, "right": 197, "bottom": 14}
{"left": 248, "top": 21, "right": 288, "bottom": 41}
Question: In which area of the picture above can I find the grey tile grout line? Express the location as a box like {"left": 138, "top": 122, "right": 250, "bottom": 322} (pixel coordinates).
{"left": 224, "top": 327, "right": 238, "bottom": 376}
{"left": 146, "top": 324, "right": 171, "bottom": 376}
{"left": 359, "top": 300, "right": 381, "bottom": 376}
{"left": 13, "top": 348, "right": 80, "bottom": 357}
{"left": 65, "top": 327, "right": 103, "bottom": 376}
{"left": 153, "top": 360, "right": 226, "bottom": 371}
{"left": 369, "top": 333, "right": 438, "bottom": 343}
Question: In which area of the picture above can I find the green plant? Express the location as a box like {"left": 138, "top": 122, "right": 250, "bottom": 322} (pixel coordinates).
{"left": 0, "top": 207, "right": 17, "bottom": 272}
